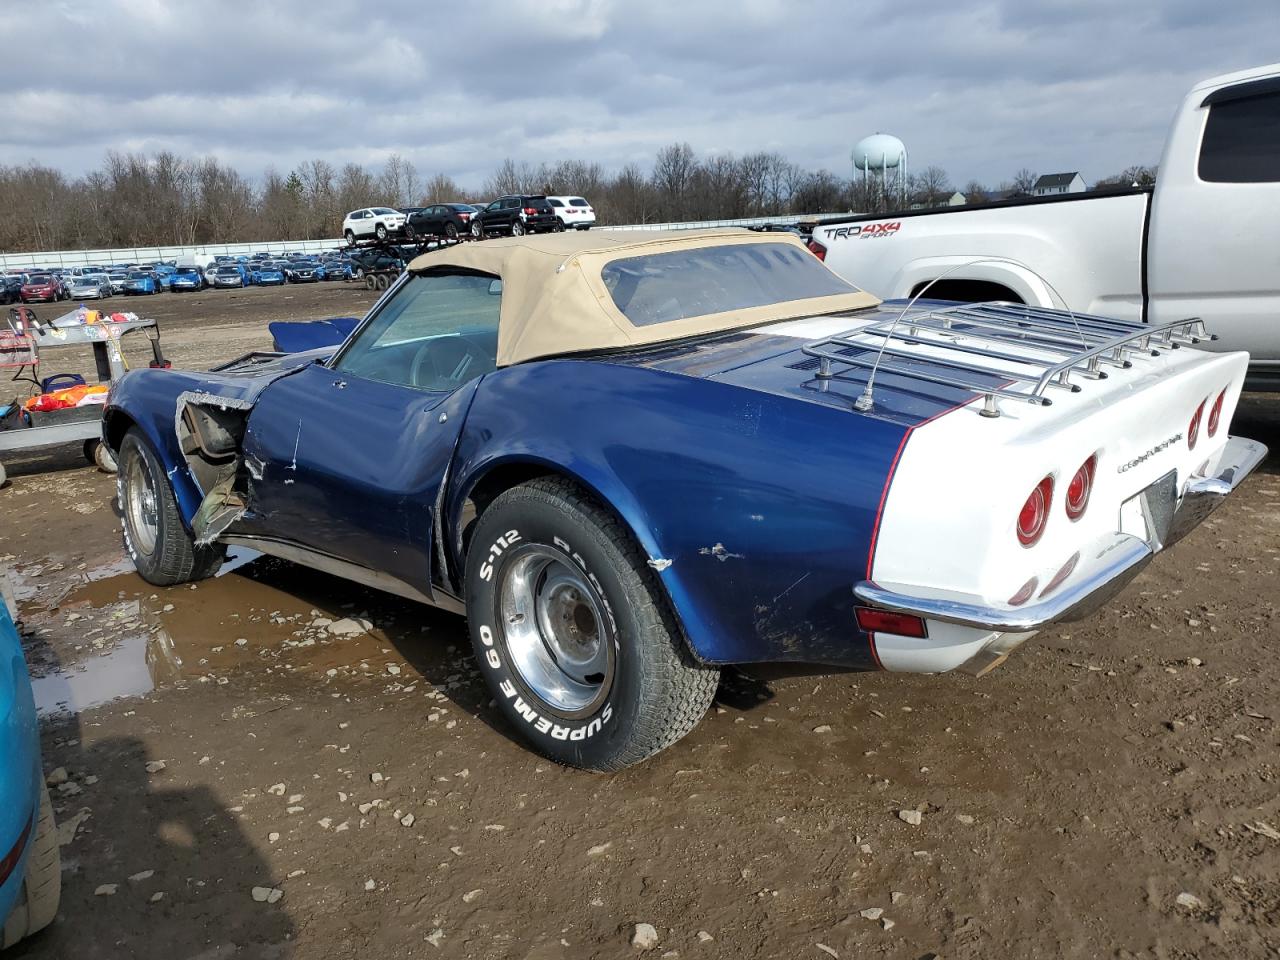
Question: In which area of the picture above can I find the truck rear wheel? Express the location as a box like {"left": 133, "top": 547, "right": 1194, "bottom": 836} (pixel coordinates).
{"left": 118, "top": 428, "right": 224, "bottom": 585}
{"left": 1, "top": 782, "right": 61, "bottom": 948}
{"left": 465, "top": 477, "right": 718, "bottom": 771}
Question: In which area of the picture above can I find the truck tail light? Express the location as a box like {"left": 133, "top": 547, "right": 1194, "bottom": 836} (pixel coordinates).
{"left": 1065, "top": 454, "right": 1097, "bottom": 521}
{"left": 807, "top": 239, "right": 827, "bottom": 261}
{"left": 1207, "top": 389, "right": 1226, "bottom": 437}
{"left": 855, "top": 607, "right": 927, "bottom": 638}
{"left": 1188, "top": 399, "right": 1206, "bottom": 450}
{"left": 1017, "top": 476, "right": 1054, "bottom": 546}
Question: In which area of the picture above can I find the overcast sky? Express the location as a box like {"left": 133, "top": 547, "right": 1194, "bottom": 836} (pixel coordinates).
{"left": 4, "top": 0, "right": 1277, "bottom": 189}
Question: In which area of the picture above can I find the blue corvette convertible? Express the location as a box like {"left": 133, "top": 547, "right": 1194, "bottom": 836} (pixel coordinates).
{"left": 101, "top": 230, "right": 1264, "bottom": 770}
{"left": 0, "top": 595, "right": 60, "bottom": 948}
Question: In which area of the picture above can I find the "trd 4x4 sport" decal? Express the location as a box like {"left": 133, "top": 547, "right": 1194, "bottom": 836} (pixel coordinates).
{"left": 826, "top": 222, "right": 901, "bottom": 240}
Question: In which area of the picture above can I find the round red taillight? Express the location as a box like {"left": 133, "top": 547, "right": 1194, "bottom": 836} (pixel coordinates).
{"left": 1017, "top": 476, "right": 1054, "bottom": 547}
{"left": 1207, "top": 389, "right": 1226, "bottom": 437}
{"left": 1188, "top": 399, "right": 1206, "bottom": 450}
{"left": 1065, "top": 454, "right": 1097, "bottom": 521}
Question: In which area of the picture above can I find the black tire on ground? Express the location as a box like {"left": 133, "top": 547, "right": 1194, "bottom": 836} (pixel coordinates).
{"left": 445, "top": 222, "right": 458, "bottom": 240}
{"left": 375, "top": 223, "right": 388, "bottom": 240}
{"left": 365, "top": 274, "right": 377, "bottom": 290}
{"left": 1, "top": 782, "right": 61, "bottom": 948}
{"left": 377, "top": 274, "right": 390, "bottom": 290}
{"left": 117, "top": 427, "right": 224, "bottom": 586}
{"left": 464, "top": 477, "right": 719, "bottom": 771}
{"left": 511, "top": 220, "right": 525, "bottom": 237}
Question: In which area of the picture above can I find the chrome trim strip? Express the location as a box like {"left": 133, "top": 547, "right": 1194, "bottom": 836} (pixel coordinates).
{"left": 854, "top": 435, "right": 1267, "bottom": 632}
{"left": 219, "top": 535, "right": 466, "bottom": 615}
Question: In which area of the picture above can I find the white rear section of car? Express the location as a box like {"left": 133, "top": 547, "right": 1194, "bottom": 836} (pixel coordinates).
{"left": 869, "top": 342, "right": 1249, "bottom": 672}
{"left": 546, "top": 196, "right": 596, "bottom": 228}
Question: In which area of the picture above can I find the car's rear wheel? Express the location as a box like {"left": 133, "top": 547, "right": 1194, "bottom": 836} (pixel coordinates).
{"left": 465, "top": 477, "right": 719, "bottom": 771}
{"left": 118, "top": 428, "right": 224, "bottom": 585}
{"left": 445, "top": 222, "right": 458, "bottom": 240}
{"left": 404, "top": 223, "right": 417, "bottom": 240}
{"left": 1, "top": 782, "right": 61, "bottom": 948}
{"left": 511, "top": 220, "right": 525, "bottom": 237}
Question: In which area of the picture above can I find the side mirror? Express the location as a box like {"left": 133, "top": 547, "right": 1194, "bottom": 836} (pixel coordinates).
{"left": 488, "top": 279, "right": 503, "bottom": 296}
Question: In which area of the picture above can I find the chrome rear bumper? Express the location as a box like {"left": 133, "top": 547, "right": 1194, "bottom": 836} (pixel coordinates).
{"left": 854, "top": 435, "right": 1267, "bottom": 634}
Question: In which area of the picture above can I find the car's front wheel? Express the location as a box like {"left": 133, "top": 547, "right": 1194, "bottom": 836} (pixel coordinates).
{"left": 118, "top": 428, "right": 224, "bottom": 585}
{"left": 375, "top": 223, "right": 388, "bottom": 240}
{"left": 465, "top": 478, "right": 719, "bottom": 771}
{"left": 344, "top": 229, "right": 355, "bottom": 245}
{"left": 471, "top": 220, "right": 484, "bottom": 239}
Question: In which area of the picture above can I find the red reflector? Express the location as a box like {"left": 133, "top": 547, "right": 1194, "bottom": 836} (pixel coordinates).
{"left": 1040, "top": 552, "right": 1080, "bottom": 598}
{"left": 855, "top": 607, "right": 927, "bottom": 639}
{"left": 1017, "top": 476, "right": 1054, "bottom": 546}
{"left": 1207, "top": 389, "right": 1226, "bottom": 437}
{"left": 1008, "top": 577, "right": 1038, "bottom": 606}
{"left": 1188, "top": 398, "right": 1206, "bottom": 450}
{"left": 807, "top": 239, "right": 827, "bottom": 261}
{"left": 1065, "top": 454, "right": 1097, "bottom": 521}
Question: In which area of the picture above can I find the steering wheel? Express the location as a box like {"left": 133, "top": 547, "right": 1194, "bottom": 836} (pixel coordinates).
{"left": 409, "top": 336, "right": 492, "bottom": 391}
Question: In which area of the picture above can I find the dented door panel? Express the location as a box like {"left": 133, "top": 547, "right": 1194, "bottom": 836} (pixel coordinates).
{"left": 236, "top": 362, "right": 475, "bottom": 594}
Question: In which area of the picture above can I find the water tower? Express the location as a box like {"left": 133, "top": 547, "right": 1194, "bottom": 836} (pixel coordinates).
{"left": 852, "top": 133, "right": 907, "bottom": 209}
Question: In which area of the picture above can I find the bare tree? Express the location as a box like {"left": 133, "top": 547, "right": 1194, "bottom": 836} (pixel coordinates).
{"left": 651, "top": 143, "right": 697, "bottom": 220}
{"left": 961, "top": 179, "right": 988, "bottom": 204}
{"left": 1010, "top": 168, "right": 1038, "bottom": 194}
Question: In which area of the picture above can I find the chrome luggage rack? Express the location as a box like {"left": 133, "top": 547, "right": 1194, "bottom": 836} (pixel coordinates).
{"left": 801, "top": 302, "right": 1214, "bottom": 418}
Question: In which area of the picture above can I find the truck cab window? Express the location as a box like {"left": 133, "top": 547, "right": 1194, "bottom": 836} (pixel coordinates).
{"left": 1199, "top": 89, "right": 1280, "bottom": 183}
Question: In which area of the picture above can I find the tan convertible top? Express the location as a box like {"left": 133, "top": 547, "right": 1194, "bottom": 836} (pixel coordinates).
{"left": 406, "top": 229, "right": 880, "bottom": 366}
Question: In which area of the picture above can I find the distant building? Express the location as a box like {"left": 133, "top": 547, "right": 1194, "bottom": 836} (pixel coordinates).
{"left": 1032, "top": 172, "right": 1085, "bottom": 196}
{"left": 945, "top": 191, "right": 966, "bottom": 206}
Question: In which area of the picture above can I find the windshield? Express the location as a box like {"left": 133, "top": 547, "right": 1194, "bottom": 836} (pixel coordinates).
{"left": 215, "top": 267, "right": 239, "bottom": 275}
{"left": 127, "top": 272, "right": 148, "bottom": 280}
{"left": 600, "top": 242, "right": 857, "bottom": 327}
{"left": 29, "top": 274, "right": 52, "bottom": 283}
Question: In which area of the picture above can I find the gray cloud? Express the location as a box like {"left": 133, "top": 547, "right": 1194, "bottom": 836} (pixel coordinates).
{"left": 2, "top": 0, "right": 1277, "bottom": 189}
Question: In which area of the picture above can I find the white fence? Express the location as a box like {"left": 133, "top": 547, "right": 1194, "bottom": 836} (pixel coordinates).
{"left": 0, "top": 213, "right": 839, "bottom": 270}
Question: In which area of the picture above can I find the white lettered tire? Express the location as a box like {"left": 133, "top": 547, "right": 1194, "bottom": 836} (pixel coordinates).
{"left": 1, "top": 782, "right": 60, "bottom": 948}
{"left": 465, "top": 478, "right": 718, "bottom": 771}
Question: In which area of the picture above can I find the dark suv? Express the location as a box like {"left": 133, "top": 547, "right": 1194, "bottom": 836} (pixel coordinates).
{"left": 471, "top": 196, "right": 560, "bottom": 239}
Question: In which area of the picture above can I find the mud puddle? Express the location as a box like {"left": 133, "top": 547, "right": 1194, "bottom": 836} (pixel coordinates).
{"left": 18, "top": 548, "right": 473, "bottom": 716}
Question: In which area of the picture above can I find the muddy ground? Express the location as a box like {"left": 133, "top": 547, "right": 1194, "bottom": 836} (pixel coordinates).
{"left": 2, "top": 286, "right": 1279, "bottom": 959}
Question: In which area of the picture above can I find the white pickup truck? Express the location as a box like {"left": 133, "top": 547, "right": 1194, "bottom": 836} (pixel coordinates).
{"left": 809, "top": 62, "right": 1280, "bottom": 389}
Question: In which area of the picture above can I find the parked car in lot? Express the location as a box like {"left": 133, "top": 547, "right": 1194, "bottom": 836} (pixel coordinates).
{"left": 404, "top": 203, "right": 477, "bottom": 242}
{"left": 546, "top": 196, "right": 596, "bottom": 230}
{"left": 122, "top": 271, "right": 159, "bottom": 295}
{"left": 0, "top": 590, "right": 61, "bottom": 949}
{"left": 210, "top": 265, "right": 247, "bottom": 288}
{"left": 168, "top": 267, "right": 205, "bottom": 292}
{"left": 251, "top": 263, "right": 286, "bottom": 286}
{"left": 319, "top": 259, "right": 352, "bottom": 281}
{"left": 2, "top": 276, "right": 27, "bottom": 304}
{"left": 20, "top": 274, "right": 67, "bottom": 303}
{"left": 67, "top": 274, "right": 113, "bottom": 299}
{"left": 345, "top": 247, "right": 404, "bottom": 278}
{"left": 106, "top": 272, "right": 130, "bottom": 295}
{"left": 284, "top": 260, "right": 324, "bottom": 283}
{"left": 810, "top": 61, "right": 1280, "bottom": 391}
{"left": 103, "top": 230, "right": 1266, "bottom": 771}
{"left": 471, "top": 196, "right": 560, "bottom": 238}
{"left": 343, "top": 207, "right": 407, "bottom": 244}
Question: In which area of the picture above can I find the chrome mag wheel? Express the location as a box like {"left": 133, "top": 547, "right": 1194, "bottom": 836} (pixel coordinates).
{"left": 499, "top": 545, "right": 615, "bottom": 717}
{"left": 125, "top": 452, "right": 159, "bottom": 556}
